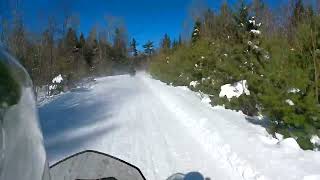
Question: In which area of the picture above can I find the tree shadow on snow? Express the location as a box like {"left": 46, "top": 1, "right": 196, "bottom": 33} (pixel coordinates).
{"left": 38, "top": 86, "right": 131, "bottom": 164}
{"left": 45, "top": 123, "right": 119, "bottom": 164}
{"left": 245, "top": 116, "right": 271, "bottom": 129}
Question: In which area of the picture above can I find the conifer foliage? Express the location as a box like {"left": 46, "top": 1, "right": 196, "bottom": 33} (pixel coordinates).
{"left": 150, "top": 0, "right": 320, "bottom": 150}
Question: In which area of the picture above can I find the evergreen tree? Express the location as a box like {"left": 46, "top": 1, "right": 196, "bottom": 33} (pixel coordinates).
{"left": 160, "top": 33, "right": 171, "bottom": 53}
{"left": 191, "top": 20, "right": 201, "bottom": 44}
{"left": 79, "top": 33, "right": 86, "bottom": 49}
{"left": 172, "top": 39, "right": 179, "bottom": 50}
{"left": 130, "top": 38, "right": 138, "bottom": 57}
{"left": 292, "top": 0, "right": 305, "bottom": 26}
{"left": 65, "top": 27, "right": 78, "bottom": 53}
{"left": 143, "top": 40, "right": 154, "bottom": 56}
{"left": 83, "top": 29, "right": 99, "bottom": 68}
{"left": 87, "top": 28, "right": 97, "bottom": 48}
{"left": 178, "top": 35, "right": 182, "bottom": 46}
{"left": 203, "top": 8, "right": 216, "bottom": 38}
{"left": 113, "top": 28, "right": 127, "bottom": 59}
{"left": 218, "top": 2, "right": 234, "bottom": 38}
{"left": 234, "top": 0, "right": 249, "bottom": 43}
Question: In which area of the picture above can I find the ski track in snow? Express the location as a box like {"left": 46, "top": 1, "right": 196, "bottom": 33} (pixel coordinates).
{"left": 39, "top": 72, "right": 320, "bottom": 180}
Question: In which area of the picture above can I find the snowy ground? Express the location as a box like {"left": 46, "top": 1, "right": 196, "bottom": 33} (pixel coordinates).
{"left": 39, "top": 72, "right": 320, "bottom": 180}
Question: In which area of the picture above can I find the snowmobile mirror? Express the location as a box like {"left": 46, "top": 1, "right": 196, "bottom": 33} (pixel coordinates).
{"left": 49, "top": 150, "right": 146, "bottom": 180}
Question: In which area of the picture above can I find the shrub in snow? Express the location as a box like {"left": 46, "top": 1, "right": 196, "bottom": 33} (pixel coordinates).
{"left": 49, "top": 74, "right": 64, "bottom": 96}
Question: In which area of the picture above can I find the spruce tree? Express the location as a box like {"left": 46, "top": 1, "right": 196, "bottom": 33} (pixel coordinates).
{"left": 178, "top": 35, "right": 182, "bottom": 46}
{"left": 172, "top": 40, "right": 179, "bottom": 50}
{"left": 113, "top": 28, "right": 127, "bottom": 60}
{"left": 161, "top": 33, "right": 171, "bottom": 53}
{"left": 143, "top": 40, "right": 154, "bottom": 56}
{"left": 234, "top": 0, "right": 249, "bottom": 43}
{"left": 79, "top": 33, "right": 86, "bottom": 49}
{"left": 191, "top": 20, "right": 201, "bottom": 44}
{"left": 65, "top": 28, "right": 78, "bottom": 53}
{"left": 292, "top": 0, "right": 305, "bottom": 26}
{"left": 130, "top": 38, "right": 138, "bottom": 57}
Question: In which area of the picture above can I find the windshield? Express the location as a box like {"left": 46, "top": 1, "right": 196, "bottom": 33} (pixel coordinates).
{"left": 0, "top": 47, "right": 48, "bottom": 180}
{"left": 1, "top": 0, "right": 320, "bottom": 180}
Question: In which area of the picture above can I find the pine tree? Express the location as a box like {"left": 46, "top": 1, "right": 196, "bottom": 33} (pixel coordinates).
{"left": 234, "top": 0, "right": 249, "bottom": 43}
{"left": 191, "top": 20, "right": 201, "bottom": 44}
{"left": 172, "top": 40, "right": 179, "bottom": 50}
{"left": 143, "top": 40, "right": 154, "bottom": 56}
{"left": 82, "top": 30, "right": 98, "bottom": 68}
{"left": 79, "top": 33, "right": 86, "bottom": 49}
{"left": 65, "top": 27, "right": 78, "bottom": 53}
{"left": 178, "top": 35, "right": 182, "bottom": 46}
{"left": 161, "top": 33, "right": 171, "bottom": 53}
{"left": 292, "top": 0, "right": 305, "bottom": 26}
{"left": 203, "top": 8, "right": 215, "bottom": 38}
{"left": 218, "top": 2, "right": 234, "bottom": 38}
{"left": 113, "top": 28, "right": 127, "bottom": 59}
{"left": 130, "top": 38, "right": 138, "bottom": 57}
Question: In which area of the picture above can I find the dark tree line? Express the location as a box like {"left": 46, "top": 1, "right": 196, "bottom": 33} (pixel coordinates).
{"left": 0, "top": 2, "right": 157, "bottom": 96}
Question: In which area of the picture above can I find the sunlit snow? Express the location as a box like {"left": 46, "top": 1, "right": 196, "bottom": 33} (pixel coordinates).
{"left": 219, "top": 80, "right": 250, "bottom": 99}
{"left": 285, "top": 99, "right": 295, "bottom": 106}
{"left": 52, "top": 74, "right": 63, "bottom": 84}
{"left": 189, "top": 81, "right": 199, "bottom": 88}
{"left": 39, "top": 73, "right": 320, "bottom": 180}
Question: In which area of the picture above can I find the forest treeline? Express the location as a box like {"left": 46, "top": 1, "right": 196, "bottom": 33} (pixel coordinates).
{"left": 0, "top": 4, "right": 156, "bottom": 96}
{"left": 150, "top": 0, "right": 320, "bottom": 149}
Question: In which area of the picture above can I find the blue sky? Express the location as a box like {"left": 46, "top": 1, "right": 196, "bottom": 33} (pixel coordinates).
{"left": 1, "top": 0, "right": 282, "bottom": 49}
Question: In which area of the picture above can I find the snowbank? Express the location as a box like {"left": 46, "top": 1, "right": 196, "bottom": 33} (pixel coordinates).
{"left": 219, "top": 80, "right": 250, "bottom": 99}
{"left": 142, "top": 73, "right": 320, "bottom": 180}
{"left": 279, "top": 138, "right": 301, "bottom": 151}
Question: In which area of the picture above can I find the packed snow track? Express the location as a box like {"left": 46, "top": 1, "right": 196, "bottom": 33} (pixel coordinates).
{"left": 39, "top": 73, "right": 320, "bottom": 180}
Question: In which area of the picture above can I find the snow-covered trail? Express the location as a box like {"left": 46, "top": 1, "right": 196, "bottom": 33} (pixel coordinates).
{"left": 39, "top": 73, "right": 320, "bottom": 180}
